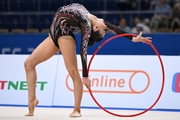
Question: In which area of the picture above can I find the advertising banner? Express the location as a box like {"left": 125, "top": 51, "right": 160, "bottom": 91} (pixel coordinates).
{"left": 155, "top": 56, "right": 180, "bottom": 110}
{"left": 0, "top": 55, "right": 180, "bottom": 110}
{"left": 0, "top": 34, "right": 180, "bottom": 55}
{"left": 53, "top": 55, "right": 180, "bottom": 110}
{"left": 0, "top": 55, "right": 59, "bottom": 106}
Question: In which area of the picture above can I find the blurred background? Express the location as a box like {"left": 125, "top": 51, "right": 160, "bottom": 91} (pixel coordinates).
{"left": 0, "top": 0, "right": 180, "bottom": 55}
{"left": 0, "top": 0, "right": 179, "bottom": 34}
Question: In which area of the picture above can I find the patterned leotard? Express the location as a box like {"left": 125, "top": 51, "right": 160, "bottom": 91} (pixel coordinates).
{"left": 49, "top": 3, "right": 91, "bottom": 77}
{"left": 49, "top": 3, "right": 133, "bottom": 77}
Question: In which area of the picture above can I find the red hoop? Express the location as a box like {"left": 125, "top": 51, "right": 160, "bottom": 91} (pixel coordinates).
{"left": 87, "top": 34, "right": 165, "bottom": 117}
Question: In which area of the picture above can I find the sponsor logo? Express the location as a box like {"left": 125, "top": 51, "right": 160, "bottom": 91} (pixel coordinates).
{"left": 1, "top": 47, "right": 34, "bottom": 54}
{"left": 0, "top": 80, "right": 47, "bottom": 90}
{"left": 172, "top": 73, "right": 180, "bottom": 93}
{"left": 66, "top": 69, "right": 150, "bottom": 94}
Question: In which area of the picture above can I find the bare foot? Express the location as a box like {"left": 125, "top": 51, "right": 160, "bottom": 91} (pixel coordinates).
{"left": 70, "top": 111, "right": 81, "bottom": 117}
{"left": 25, "top": 99, "right": 39, "bottom": 116}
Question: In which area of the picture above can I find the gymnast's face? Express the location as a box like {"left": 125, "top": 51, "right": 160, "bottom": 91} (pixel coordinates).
{"left": 93, "top": 18, "right": 107, "bottom": 38}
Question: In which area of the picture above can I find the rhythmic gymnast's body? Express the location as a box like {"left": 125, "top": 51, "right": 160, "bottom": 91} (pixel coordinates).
{"left": 24, "top": 3, "right": 152, "bottom": 117}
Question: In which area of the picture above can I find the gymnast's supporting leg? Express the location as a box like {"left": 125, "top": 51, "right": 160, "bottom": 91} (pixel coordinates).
{"left": 58, "top": 36, "right": 83, "bottom": 117}
{"left": 24, "top": 35, "right": 59, "bottom": 116}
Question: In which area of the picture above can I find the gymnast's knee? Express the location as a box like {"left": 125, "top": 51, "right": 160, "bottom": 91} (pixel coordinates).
{"left": 67, "top": 67, "right": 80, "bottom": 81}
{"left": 24, "top": 58, "right": 36, "bottom": 71}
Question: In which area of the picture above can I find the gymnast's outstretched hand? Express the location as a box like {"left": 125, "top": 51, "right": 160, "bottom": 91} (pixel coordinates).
{"left": 82, "top": 77, "right": 91, "bottom": 89}
{"left": 132, "top": 31, "right": 152, "bottom": 44}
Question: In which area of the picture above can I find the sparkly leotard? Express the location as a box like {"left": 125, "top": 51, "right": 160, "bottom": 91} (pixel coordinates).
{"left": 49, "top": 3, "right": 132, "bottom": 77}
{"left": 50, "top": 3, "right": 91, "bottom": 77}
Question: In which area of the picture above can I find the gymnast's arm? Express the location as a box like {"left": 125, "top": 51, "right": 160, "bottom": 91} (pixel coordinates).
{"left": 104, "top": 21, "right": 152, "bottom": 44}
{"left": 80, "top": 21, "right": 91, "bottom": 78}
{"left": 104, "top": 21, "right": 133, "bottom": 40}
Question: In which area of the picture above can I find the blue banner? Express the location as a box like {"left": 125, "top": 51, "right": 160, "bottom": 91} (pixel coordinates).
{"left": 0, "top": 33, "right": 179, "bottom": 55}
